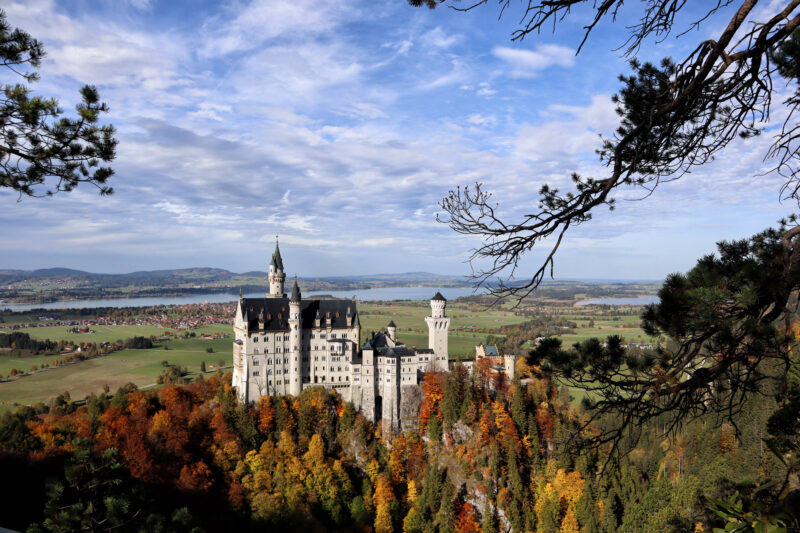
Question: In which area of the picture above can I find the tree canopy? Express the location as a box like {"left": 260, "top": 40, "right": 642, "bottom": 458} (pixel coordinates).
{"left": 0, "top": 9, "right": 116, "bottom": 198}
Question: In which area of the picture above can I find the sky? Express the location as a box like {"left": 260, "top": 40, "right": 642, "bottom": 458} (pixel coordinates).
{"left": 0, "top": 0, "right": 797, "bottom": 281}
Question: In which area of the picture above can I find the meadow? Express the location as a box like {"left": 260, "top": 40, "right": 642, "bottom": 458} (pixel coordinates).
{"left": 0, "top": 331, "right": 231, "bottom": 413}
{"left": 0, "top": 324, "right": 168, "bottom": 343}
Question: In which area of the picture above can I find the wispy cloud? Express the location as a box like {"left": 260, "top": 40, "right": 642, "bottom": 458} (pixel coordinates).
{"left": 492, "top": 44, "right": 575, "bottom": 77}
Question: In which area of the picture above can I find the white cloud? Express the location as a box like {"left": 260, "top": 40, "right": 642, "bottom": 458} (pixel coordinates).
{"left": 336, "top": 102, "right": 389, "bottom": 120}
{"left": 232, "top": 42, "right": 363, "bottom": 106}
{"left": 420, "top": 26, "right": 461, "bottom": 49}
{"left": 514, "top": 94, "right": 615, "bottom": 161}
{"left": 418, "top": 59, "right": 466, "bottom": 90}
{"left": 466, "top": 113, "right": 496, "bottom": 127}
{"left": 200, "top": 0, "right": 355, "bottom": 57}
{"left": 547, "top": 94, "right": 618, "bottom": 131}
{"left": 493, "top": 44, "right": 575, "bottom": 77}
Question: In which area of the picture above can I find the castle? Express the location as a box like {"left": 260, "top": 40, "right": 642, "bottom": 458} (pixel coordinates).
{"left": 231, "top": 242, "right": 450, "bottom": 430}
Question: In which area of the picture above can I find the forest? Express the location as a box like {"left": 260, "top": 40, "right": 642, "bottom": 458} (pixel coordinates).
{"left": 0, "top": 355, "right": 794, "bottom": 532}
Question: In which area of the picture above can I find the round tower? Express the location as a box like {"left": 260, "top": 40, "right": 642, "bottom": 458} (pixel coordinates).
{"left": 425, "top": 292, "right": 451, "bottom": 366}
{"left": 430, "top": 291, "right": 446, "bottom": 318}
{"left": 288, "top": 277, "right": 302, "bottom": 396}
{"left": 387, "top": 320, "right": 397, "bottom": 343}
{"left": 268, "top": 239, "right": 286, "bottom": 298}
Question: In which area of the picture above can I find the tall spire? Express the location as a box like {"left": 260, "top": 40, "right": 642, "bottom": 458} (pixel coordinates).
{"left": 269, "top": 236, "right": 284, "bottom": 271}
{"left": 267, "top": 236, "right": 286, "bottom": 298}
{"left": 290, "top": 276, "right": 301, "bottom": 302}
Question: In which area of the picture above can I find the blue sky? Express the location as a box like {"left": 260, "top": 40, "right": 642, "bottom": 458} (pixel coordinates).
{"left": 0, "top": 0, "right": 796, "bottom": 281}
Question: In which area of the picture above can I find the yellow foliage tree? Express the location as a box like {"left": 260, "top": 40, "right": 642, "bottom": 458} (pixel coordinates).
{"left": 373, "top": 473, "right": 395, "bottom": 533}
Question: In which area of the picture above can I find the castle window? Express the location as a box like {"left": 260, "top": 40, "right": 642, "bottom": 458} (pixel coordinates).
{"left": 252, "top": 371, "right": 259, "bottom": 377}
{"left": 253, "top": 360, "right": 259, "bottom": 366}
{"left": 265, "top": 347, "right": 269, "bottom": 353}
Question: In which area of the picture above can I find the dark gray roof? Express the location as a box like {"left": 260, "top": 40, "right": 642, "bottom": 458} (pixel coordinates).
{"left": 387, "top": 320, "right": 396, "bottom": 328}
{"left": 376, "top": 345, "right": 414, "bottom": 357}
{"left": 432, "top": 291, "right": 446, "bottom": 301}
{"left": 362, "top": 332, "right": 414, "bottom": 357}
{"left": 240, "top": 297, "right": 357, "bottom": 331}
{"left": 290, "top": 278, "right": 301, "bottom": 302}
{"left": 363, "top": 331, "right": 389, "bottom": 349}
{"left": 269, "top": 242, "right": 284, "bottom": 271}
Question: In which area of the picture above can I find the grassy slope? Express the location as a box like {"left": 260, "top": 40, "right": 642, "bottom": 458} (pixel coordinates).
{"left": 0, "top": 324, "right": 168, "bottom": 343}
{"left": 0, "top": 336, "right": 231, "bottom": 409}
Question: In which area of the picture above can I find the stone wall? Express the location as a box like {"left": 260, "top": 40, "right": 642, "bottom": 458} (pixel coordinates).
{"left": 399, "top": 384, "right": 423, "bottom": 433}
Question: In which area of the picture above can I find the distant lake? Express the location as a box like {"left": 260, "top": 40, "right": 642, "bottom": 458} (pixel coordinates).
{"left": 575, "top": 295, "right": 659, "bottom": 306}
{"left": 0, "top": 286, "right": 484, "bottom": 312}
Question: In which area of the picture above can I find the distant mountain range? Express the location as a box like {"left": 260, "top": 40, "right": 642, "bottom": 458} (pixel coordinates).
{"left": 0, "top": 268, "right": 472, "bottom": 304}
{"left": 0, "top": 268, "right": 470, "bottom": 286}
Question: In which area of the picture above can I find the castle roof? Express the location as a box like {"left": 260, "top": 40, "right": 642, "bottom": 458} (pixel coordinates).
{"left": 290, "top": 278, "right": 301, "bottom": 302}
{"left": 387, "top": 320, "right": 396, "bottom": 328}
{"left": 269, "top": 241, "right": 284, "bottom": 271}
{"left": 362, "top": 331, "right": 414, "bottom": 357}
{"left": 376, "top": 345, "right": 414, "bottom": 357}
{"left": 432, "top": 291, "right": 446, "bottom": 301}
{"left": 240, "top": 297, "right": 356, "bottom": 331}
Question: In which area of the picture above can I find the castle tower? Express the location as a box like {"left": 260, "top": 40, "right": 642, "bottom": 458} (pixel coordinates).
{"left": 387, "top": 320, "right": 397, "bottom": 343}
{"left": 425, "top": 292, "right": 450, "bottom": 364}
{"left": 288, "top": 277, "right": 302, "bottom": 396}
{"left": 268, "top": 239, "right": 286, "bottom": 297}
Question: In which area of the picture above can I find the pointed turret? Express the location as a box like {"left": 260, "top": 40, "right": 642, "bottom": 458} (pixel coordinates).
{"left": 268, "top": 237, "right": 286, "bottom": 298}
{"left": 270, "top": 240, "right": 284, "bottom": 271}
{"left": 290, "top": 277, "right": 301, "bottom": 302}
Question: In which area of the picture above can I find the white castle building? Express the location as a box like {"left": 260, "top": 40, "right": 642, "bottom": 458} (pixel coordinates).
{"left": 232, "top": 243, "right": 450, "bottom": 430}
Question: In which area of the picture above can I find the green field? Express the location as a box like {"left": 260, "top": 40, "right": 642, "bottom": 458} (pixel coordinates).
{"left": 0, "top": 335, "right": 231, "bottom": 409}
{"left": 0, "top": 352, "right": 61, "bottom": 376}
{"left": 0, "top": 324, "right": 168, "bottom": 343}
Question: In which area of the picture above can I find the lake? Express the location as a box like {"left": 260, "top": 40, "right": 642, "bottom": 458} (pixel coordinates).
{"left": 575, "top": 295, "right": 659, "bottom": 306}
{"left": 0, "top": 286, "right": 485, "bottom": 312}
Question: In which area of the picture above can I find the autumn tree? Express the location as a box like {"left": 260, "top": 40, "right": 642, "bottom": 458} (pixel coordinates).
{"left": 0, "top": 10, "right": 116, "bottom": 197}
{"left": 373, "top": 473, "right": 395, "bottom": 533}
